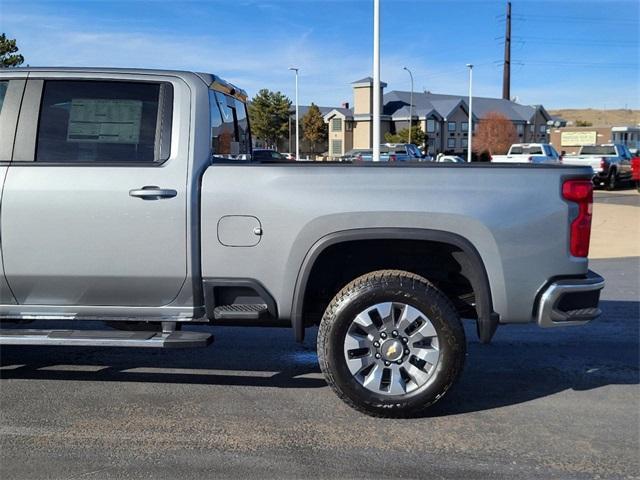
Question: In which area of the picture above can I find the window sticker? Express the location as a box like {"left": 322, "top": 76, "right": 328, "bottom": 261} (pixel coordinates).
{"left": 67, "top": 98, "right": 143, "bottom": 144}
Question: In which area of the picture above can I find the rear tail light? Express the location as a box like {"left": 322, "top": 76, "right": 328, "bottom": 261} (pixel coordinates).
{"left": 389, "top": 154, "right": 397, "bottom": 162}
{"left": 600, "top": 158, "right": 609, "bottom": 169}
{"left": 355, "top": 154, "right": 362, "bottom": 162}
{"left": 562, "top": 180, "right": 593, "bottom": 257}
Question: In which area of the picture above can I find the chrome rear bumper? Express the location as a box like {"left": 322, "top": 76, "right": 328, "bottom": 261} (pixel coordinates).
{"left": 536, "top": 271, "right": 605, "bottom": 328}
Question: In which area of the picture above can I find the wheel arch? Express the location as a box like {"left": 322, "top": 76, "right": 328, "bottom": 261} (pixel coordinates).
{"left": 291, "top": 228, "right": 498, "bottom": 343}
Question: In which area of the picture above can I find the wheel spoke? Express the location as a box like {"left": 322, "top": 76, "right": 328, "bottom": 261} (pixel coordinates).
{"left": 397, "top": 304, "right": 423, "bottom": 334}
{"left": 353, "top": 312, "right": 379, "bottom": 339}
{"left": 404, "top": 362, "right": 431, "bottom": 386}
{"left": 410, "top": 319, "right": 437, "bottom": 341}
{"left": 344, "top": 332, "right": 368, "bottom": 352}
{"left": 362, "top": 363, "right": 384, "bottom": 390}
{"left": 346, "top": 353, "right": 375, "bottom": 375}
{"left": 380, "top": 302, "right": 397, "bottom": 331}
{"left": 388, "top": 365, "right": 407, "bottom": 395}
{"left": 414, "top": 347, "right": 439, "bottom": 367}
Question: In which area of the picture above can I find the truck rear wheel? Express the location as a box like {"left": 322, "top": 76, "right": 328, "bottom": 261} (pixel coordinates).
{"left": 317, "top": 270, "right": 466, "bottom": 417}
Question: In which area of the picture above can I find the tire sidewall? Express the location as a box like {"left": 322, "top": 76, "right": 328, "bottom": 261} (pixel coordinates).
{"left": 320, "top": 275, "right": 465, "bottom": 414}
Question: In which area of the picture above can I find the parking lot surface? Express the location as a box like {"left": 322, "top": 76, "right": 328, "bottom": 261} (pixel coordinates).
{"left": 1, "top": 191, "right": 638, "bottom": 480}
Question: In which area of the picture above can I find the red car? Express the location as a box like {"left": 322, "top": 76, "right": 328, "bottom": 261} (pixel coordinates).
{"left": 632, "top": 156, "right": 640, "bottom": 192}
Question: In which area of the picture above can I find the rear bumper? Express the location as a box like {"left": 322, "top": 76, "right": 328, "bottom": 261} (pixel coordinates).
{"left": 536, "top": 271, "right": 605, "bottom": 328}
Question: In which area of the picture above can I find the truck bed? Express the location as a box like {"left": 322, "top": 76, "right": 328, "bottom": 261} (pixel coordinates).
{"left": 200, "top": 162, "right": 593, "bottom": 325}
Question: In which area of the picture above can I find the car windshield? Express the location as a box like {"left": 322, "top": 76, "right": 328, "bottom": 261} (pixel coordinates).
{"left": 580, "top": 146, "right": 616, "bottom": 155}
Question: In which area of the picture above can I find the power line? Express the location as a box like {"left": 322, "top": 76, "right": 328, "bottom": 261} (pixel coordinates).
{"left": 513, "top": 60, "right": 637, "bottom": 68}
{"left": 498, "top": 13, "right": 638, "bottom": 25}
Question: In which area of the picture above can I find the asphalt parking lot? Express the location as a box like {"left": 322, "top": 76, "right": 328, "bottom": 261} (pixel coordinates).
{"left": 1, "top": 190, "right": 638, "bottom": 480}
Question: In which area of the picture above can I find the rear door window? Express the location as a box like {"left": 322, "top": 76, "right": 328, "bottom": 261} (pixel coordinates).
{"left": 210, "top": 90, "right": 251, "bottom": 158}
{"left": 36, "top": 80, "right": 172, "bottom": 163}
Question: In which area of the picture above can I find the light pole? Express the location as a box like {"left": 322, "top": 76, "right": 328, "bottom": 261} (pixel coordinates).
{"left": 403, "top": 66, "right": 414, "bottom": 145}
{"left": 289, "top": 67, "right": 300, "bottom": 160}
{"left": 372, "top": 0, "right": 381, "bottom": 161}
{"left": 466, "top": 63, "right": 473, "bottom": 163}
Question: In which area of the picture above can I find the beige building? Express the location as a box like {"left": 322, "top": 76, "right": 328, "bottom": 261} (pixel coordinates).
{"left": 324, "top": 77, "right": 551, "bottom": 158}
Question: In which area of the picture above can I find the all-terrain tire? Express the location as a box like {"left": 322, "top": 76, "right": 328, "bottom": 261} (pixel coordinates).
{"left": 317, "top": 270, "right": 466, "bottom": 418}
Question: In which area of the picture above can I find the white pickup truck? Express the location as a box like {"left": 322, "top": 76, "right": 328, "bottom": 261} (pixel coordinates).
{"left": 491, "top": 143, "right": 561, "bottom": 164}
{"left": 562, "top": 144, "right": 633, "bottom": 190}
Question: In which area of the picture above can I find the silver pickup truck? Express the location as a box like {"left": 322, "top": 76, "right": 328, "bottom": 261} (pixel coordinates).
{"left": 0, "top": 68, "right": 605, "bottom": 417}
{"left": 562, "top": 144, "right": 633, "bottom": 190}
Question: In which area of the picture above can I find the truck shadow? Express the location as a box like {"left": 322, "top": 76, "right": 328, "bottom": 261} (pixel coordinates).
{"left": 1, "top": 300, "right": 638, "bottom": 415}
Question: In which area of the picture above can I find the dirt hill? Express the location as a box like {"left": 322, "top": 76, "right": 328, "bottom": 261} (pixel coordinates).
{"left": 548, "top": 109, "right": 640, "bottom": 127}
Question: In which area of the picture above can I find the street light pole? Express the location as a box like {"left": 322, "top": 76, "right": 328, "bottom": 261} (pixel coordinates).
{"left": 403, "top": 66, "right": 414, "bottom": 145}
{"left": 372, "top": 0, "right": 381, "bottom": 162}
{"left": 466, "top": 64, "right": 473, "bottom": 163}
{"left": 289, "top": 67, "right": 300, "bottom": 160}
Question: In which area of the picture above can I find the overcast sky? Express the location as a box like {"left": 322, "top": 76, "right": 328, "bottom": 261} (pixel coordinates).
{"left": 2, "top": 0, "right": 638, "bottom": 109}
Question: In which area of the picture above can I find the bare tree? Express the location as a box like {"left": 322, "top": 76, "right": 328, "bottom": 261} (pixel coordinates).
{"left": 473, "top": 111, "right": 517, "bottom": 156}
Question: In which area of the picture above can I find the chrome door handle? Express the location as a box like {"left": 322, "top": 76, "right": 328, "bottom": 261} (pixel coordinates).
{"left": 129, "top": 186, "right": 177, "bottom": 200}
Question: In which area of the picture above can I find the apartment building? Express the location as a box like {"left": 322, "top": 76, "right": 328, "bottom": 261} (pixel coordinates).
{"left": 323, "top": 77, "right": 551, "bottom": 157}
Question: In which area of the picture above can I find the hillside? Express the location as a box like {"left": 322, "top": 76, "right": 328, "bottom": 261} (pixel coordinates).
{"left": 548, "top": 109, "right": 640, "bottom": 127}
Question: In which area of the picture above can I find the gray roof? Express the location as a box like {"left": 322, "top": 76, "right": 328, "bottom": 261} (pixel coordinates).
{"left": 291, "top": 105, "right": 337, "bottom": 117}
{"left": 352, "top": 76, "right": 374, "bottom": 84}
{"left": 384, "top": 90, "right": 547, "bottom": 122}
{"left": 352, "top": 76, "right": 388, "bottom": 88}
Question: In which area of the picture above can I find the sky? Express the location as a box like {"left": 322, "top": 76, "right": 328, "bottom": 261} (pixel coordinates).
{"left": 1, "top": 0, "right": 638, "bottom": 109}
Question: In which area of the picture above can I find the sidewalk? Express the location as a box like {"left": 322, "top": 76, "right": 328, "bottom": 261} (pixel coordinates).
{"left": 591, "top": 190, "right": 640, "bottom": 259}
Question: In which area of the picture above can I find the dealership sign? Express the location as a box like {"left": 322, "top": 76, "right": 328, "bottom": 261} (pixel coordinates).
{"left": 561, "top": 131, "right": 597, "bottom": 146}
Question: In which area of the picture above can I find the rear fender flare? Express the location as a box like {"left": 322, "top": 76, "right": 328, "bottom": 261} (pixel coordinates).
{"left": 290, "top": 228, "right": 498, "bottom": 343}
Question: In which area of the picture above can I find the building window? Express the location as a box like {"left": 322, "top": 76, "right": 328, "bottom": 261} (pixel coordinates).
{"left": 517, "top": 124, "right": 524, "bottom": 136}
{"left": 529, "top": 124, "right": 535, "bottom": 133}
{"left": 331, "top": 139, "right": 342, "bottom": 156}
{"left": 539, "top": 124, "right": 546, "bottom": 134}
{"left": 447, "top": 138, "right": 456, "bottom": 149}
{"left": 426, "top": 119, "right": 436, "bottom": 133}
{"left": 448, "top": 121, "right": 456, "bottom": 132}
{"left": 461, "top": 122, "right": 468, "bottom": 132}
{"left": 345, "top": 120, "right": 353, "bottom": 131}
{"left": 331, "top": 118, "right": 342, "bottom": 132}
{"left": 461, "top": 138, "right": 468, "bottom": 148}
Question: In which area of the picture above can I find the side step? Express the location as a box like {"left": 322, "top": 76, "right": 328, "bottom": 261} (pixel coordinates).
{"left": 0, "top": 329, "right": 213, "bottom": 348}
{"left": 213, "top": 303, "right": 268, "bottom": 320}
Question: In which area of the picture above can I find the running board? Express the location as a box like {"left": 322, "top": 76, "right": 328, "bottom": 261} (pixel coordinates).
{"left": 0, "top": 329, "right": 213, "bottom": 348}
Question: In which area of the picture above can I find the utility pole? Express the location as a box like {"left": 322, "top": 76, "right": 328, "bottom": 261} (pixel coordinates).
{"left": 289, "top": 67, "right": 300, "bottom": 160}
{"left": 372, "top": 0, "right": 381, "bottom": 161}
{"left": 403, "top": 66, "right": 414, "bottom": 145}
{"left": 502, "top": 1, "right": 511, "bottom": 100}
{"left": 466, "top": 64, "right": 473, "bottom": 163}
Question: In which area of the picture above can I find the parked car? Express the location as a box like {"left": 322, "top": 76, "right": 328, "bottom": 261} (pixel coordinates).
{"left": 251, "top": 149, "right": 289, "bottom": 163}
{"left": 281, "top": 152, "right": 296, "bottom": 161}
{"left": 354, "top": 145, "right": 422, "bottom": 162}
{"left": 491, "top": 143, "right": 561, "bottom": 164}
{"left": 339, "top": 149, "right": 370, "bottom": 162}
{"left": 562, "top": 144, "right": 633, "bottom": 190}
{"left": 383, "top": 143, "right": 425, "bottom": 161}
{"left": 434, "top": 155, "right": 466, "bottom": 163}
{"left": 632, "top": 156, "right": 640, "bottom": 193}
{"left": 0, "top": 67, "right": 604, "bottom": 418}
